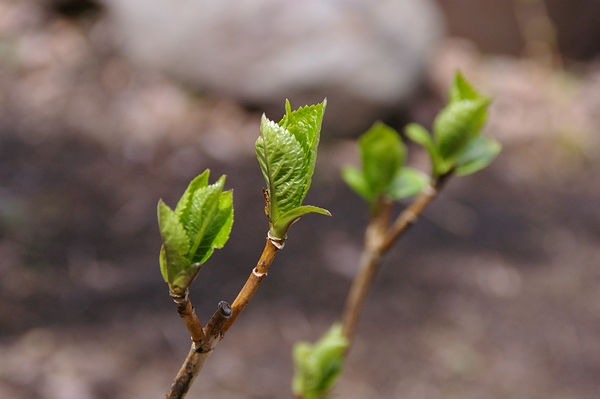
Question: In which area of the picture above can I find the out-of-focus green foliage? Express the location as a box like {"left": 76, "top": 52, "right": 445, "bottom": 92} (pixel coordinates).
{"left": 292, "top": 323, "right": 349, "bottom": 399}
{"left": 342, "top": 121, "right": 428, "bottom": 209}
{"left": 406, "top": 71, "right": 501, "bottom": 177}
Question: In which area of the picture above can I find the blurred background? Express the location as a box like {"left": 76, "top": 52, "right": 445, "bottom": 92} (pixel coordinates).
{"left": 0, "top": 0, "right": 599, "bottom": 398}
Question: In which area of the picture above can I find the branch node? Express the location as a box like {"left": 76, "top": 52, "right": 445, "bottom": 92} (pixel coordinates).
{"left": 170, "top": 290, "right": 188, "bottom": 305}
{"left": 267, "top": 231, "right": 286, "bottom": 250}
{"left": 252, "top": 267, "right": 267, "bottom": 278}
{"left": 192, "top": 342, "right": 209, "bottom": 353}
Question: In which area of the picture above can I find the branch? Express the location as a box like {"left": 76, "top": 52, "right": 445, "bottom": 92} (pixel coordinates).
{"left": 222, "top": 232, "right": 285, "bottom": 334}
{"left": 381, "top": 173, "right": 451, "bottom": 252}
{"left": 170, "top": 290, "right": 205, "bottom": 344}
{"left": 164, "top": 232, "right": 285, "bottom": 399}
{"left": 341, "top": 173, "right": 451, "bottom": 343}
{"left": 164, "top": 301, "right": 232, "bottom": 399}
{"left": 341, "top": 199, "right": 390, "bottom": 341}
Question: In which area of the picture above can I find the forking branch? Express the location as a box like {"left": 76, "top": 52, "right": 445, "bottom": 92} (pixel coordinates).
{"left": 159, "top": 100, "right": 329, "bottom": 399}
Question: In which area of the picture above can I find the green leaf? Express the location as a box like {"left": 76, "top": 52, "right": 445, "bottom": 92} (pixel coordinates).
{"left": 407, "top": 73, "right": 495, "bottom": 177}
{"left": 449, "top": 70, "right": 481, "bottom": 103}
{"left": 256, "top": 115, "right": 306, "bottom": 222}
{"left": 405, "top": 123, "right": 445, "bottom": 175}
{"left": 157, "top": 170, "right": 234, "bottom": 293}
{"left": 159, "top": 244, "right": 188, "bottom": 287}
{"left": 292, "top": 323, "right": 349, "bottom": 399}
{"left": 455, "top": 136, "right": 502, "bottom": 176}
{"left": 209, "top": 191, "right": 234, "bottom": 250}
{"left": 280, "top": 99, "right": 325, "bottom": 190}
{"left": 433, "top": 97, "right": 490, "bottom": 160}
{"left": 405, "top": 123, "right": 434, "bottom": 151}
{"left": 341, "top": 166, "right": 373, "bottom": 202}
{"left": 174, "top": 170, "right": 210, "bottom": 225}
{"left": 272, "top": 205, "right": 331, "bottom": 239}
{"left": 186, "top": 175, "right": 227, "bottom": 260}
{"left": 159, "top": 245, "right": 168, "bottom": 283}
{"left": 157, "top": 200, "right": 191, "bottom": 288}
{"left": 359, "top": 122, "right": 406, "bottom": 196}
{"left": 158, "top": 200, "right": 190, "bottom": 256}
{"left": 343, "top": 122, "right": 426, "bottom": 206}
{"left": 255, "top": 100, "right": 328, "bottom": 238}
{"left": 387, "top": 167, "right": 430, "bottom": 200}
{"left": 192, "top": 189, "right": 234, "bottom": 264}
{"left": 434, "top": 71, "right": 491, "bottom": 162}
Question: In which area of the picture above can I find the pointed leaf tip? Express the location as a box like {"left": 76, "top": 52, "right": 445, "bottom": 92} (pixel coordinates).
{"left": 449, "top": 70, "right": 482, "bottom": 103}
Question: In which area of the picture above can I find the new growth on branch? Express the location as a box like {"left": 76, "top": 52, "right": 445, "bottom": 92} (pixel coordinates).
{"left": 155, "top": 71, "right": 501, "bottom": 399}
{"left": 158, "top": 100, "right": 330, "bottom": 399}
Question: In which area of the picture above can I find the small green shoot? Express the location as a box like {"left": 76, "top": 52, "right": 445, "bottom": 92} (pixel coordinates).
{"left": 157, "top": 169, "right": 233, "bottom": 295}
{"left": 406, "top": 71, "right": 501, "bottom": 177}
{"left": 341, "top": 121, "right": 429, "bottom": 212}
{"left": 292, "top": 323, "right": 349, "bottom": 399}
{"left": 255, "top": 99, "right": 331, "bottom": 239}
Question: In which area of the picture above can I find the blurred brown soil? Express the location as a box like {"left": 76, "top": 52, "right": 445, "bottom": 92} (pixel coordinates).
{"left": 0, "top": 1, "right": 600, "bottom": 399}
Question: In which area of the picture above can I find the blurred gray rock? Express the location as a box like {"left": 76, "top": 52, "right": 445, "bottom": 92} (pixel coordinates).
{"left": 103, "top": 0, "right": 445, "bottom": 135}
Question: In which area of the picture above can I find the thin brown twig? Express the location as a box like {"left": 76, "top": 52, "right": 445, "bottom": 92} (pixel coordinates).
{"left": 222, "top": 232, "right": 285, "bottom": 334}
{"left": 164, "top": 302, "right": 232, "bottom": 399}
{"left": 164, "top": 232, "right": 285, "bottom": 399}
{"left": 170, "top": 290, "right": 205, "bottom": 344}
{"left": 341, "top": 199, "right": 390, "bottom": 341}
{"left": 382, "top": 173, "right": 452, "bottom": 252}
{"left": 341, "top": 173, "right": 451, "bottom": 343}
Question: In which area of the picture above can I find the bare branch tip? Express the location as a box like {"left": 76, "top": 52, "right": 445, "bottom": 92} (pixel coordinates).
{"left": 218, "top": 301, "right": 232, "bottom": 318}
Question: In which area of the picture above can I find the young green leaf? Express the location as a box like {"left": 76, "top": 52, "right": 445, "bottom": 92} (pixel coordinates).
{"left": 192, "top": 190, "right": 234, "bottom": 264}
{"left": 387, "top": 167, "right": 430, "bottom": 200}
{"left": 158, "top": 200, "right": 190, "bottom": 286}
{"left": 174, "top": 170, "right": 210, "bottom": 223}
{"left": 157, "top": 169, "right": 234, "bottom": 294}
{"left": 185, "top": 175, "right": 227, "bottom": 260}
{"left": 433, "top": 97, "right": 490, "bottom": 160}
{"left": 405, "top": 122, "right": 448, "bottom": 176}
{"left": 280, "top": 99, "right": 324, "bottom": 188}
{"left": 341, "top": 166, "right": 373, "bottom": 202}
{"left": 359, "top": 121, "right": 406, "bottom": 196}
{"left": 343, "top": 122, "right": 427, "bottom": 207}
{"left": 158, "top": 200, "right": 190, "bottom": 258}
{"left": 405, "top": 123, "right": 435, "bottom": 153}
{"left": 255, "top": 100, "right": 330, "bottom": 238}
{"left": 256, "top": 116, "right": 306, "bottom": 223}
{"left": 449, "top": 70, "right": 481, "bottom": 103}
{"left": 455, "top": 136, "right": 502, "bottom": 176}
{"left": 292, "top": 323, "right": 349, "bottom": 399}
{"left": 407, "top": 72, "right": 498, "bottom": 178}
